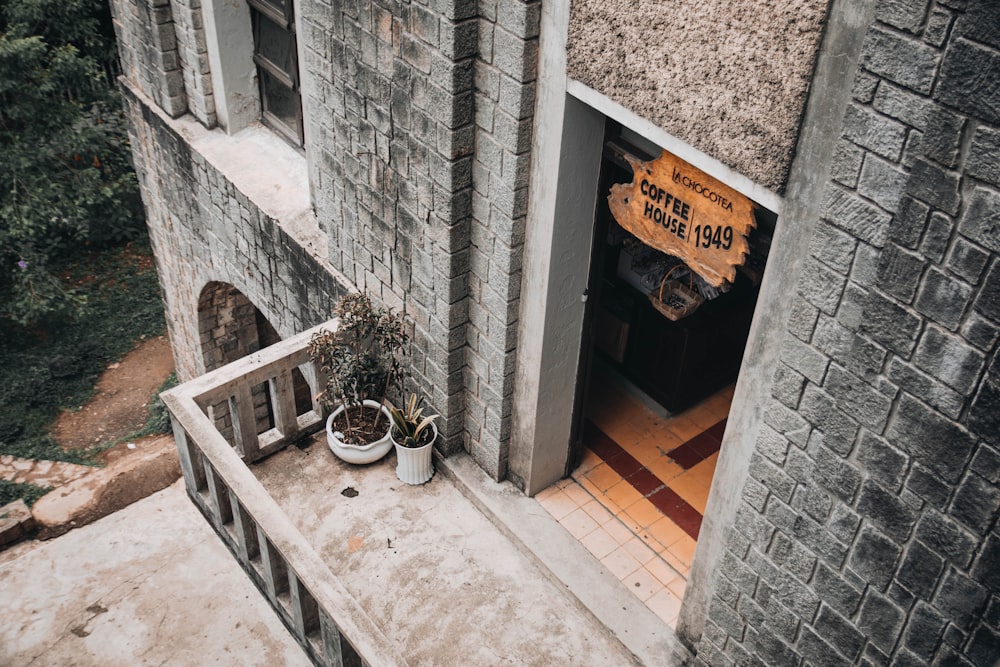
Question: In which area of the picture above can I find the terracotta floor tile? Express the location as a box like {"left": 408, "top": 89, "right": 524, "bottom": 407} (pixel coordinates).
{"left": 646, "top": 588, "right": 683, "bottom": 627}
{"left": 646, "top": 457, "right": 685, "bottom": 483}
{"left": 668, "top": 472, "right": 710, "bottom": 515}
{"left": 635, "top": 527, "right": 667, "bottom": 554}
{"left": 624, "top": 497, "right": 665, "bottom": 529}
{"left": 647, "top": 516, "right": 687, "bottom": 549}
{"left": 601, "top": 545, "right": 643, "bottom": 579}
{"left": 623, "top": 567, "right": 666, "bottom": 603}
{"left": 580, "top": 526, "right": 619, "bottom": 560}
{"left": 561, "top": 507, "right": 601, "bottom": 539}
{"left": 629, "top": 444, "right": 669, "bottom": 469}
{"left": 672, "top": 506, "right": 703, "bottom": 541}
{"left": 615, "top": 509, "right": 643, "bottom": 534}
{"left": 575, "top": 475, "right": 603, "bottom": 500}
{"left": 668, "top": 535, "right": 698, "bottom": 568}
{"left": 606, "top": 479, "right": 644, "bottom": 510}
{"left": 536, "top": 488, "right": 578, "bottom": 521}
{"left": 679, "top": 403, "right": 722, "bottom": 431}
{"left": 685, "top": 452, "right": 719, "bottom": 482}
{"left": 646, "top": 556, "right": 683, "bottom": 587}
{"left": 581, "top": 498, "right": 614, "bottom": 526}
{"left": 648, "top": 487, "right": 702, "bottom": 540}
{"left": 578, "top": 380, "right": 734, "bottom": 606}
{"left": 562, "top": 480, "right": 594, "bottom": 507}
{"left": 534, "top": 484, "right": 560, "bottom": 502}
{"left": 660, "top": 549, "right": 690, "bottom": 576}
{"left": 584, "top": 462, "right": 622, "bottom": 493}
{"left": 621, "top": 535, "right": 659, "bottom": 565}
{"left": 662, "top": 414, "right": 704, "bottom": 442}
{"left": 575, "top": 447, "right": 603, "bottom": 474}
{"left": 603, "top": 516, "right": 636, "bottom": 545}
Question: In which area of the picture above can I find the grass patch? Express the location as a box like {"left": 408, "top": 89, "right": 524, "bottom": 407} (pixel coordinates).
{"left": 0, "top": 241, "right": 166, "bottom": 465}
{"left": 0, "top": 480, "right": 51, "bottom": 508}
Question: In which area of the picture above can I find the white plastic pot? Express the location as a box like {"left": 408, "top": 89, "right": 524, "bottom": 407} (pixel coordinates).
{"left": 391, "top": 423, "right": 437, "bottom": 485}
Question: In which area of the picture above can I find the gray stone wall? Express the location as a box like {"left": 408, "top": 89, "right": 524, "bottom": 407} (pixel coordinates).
{"left": 299, "top": 0, "right": 537, "bottom": 477}
{"left": 465, "top": 0, "right": 538, "bottom": 479}
{"left": 695, "top": 1, "right": 1000, "bottom": 664}
{"left": 110, "top": 0, "right": 187, "bottom": 117}
{"left": 566, "top": 0, "right": 830, "bottom": 193}
{"left": 121, "top": 84, "right": 346, "bottom": 382}
{"left": 170, "top": 0, "right": 216, "bottom": 127}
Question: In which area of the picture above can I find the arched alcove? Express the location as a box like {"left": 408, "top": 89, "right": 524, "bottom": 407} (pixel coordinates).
{"left": 197, "top": 282, "right": 312, "bottom": 449}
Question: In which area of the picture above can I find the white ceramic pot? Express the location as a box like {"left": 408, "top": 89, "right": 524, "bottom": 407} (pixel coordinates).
{"left": 391, "top": 423, "right": 437, "bottom": 485}
{"left": 326, "top": 400, "right": 393, "bottom": 464}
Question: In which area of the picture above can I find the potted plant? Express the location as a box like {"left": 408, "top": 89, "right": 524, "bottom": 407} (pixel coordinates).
{"left": 308, "top": 293, "right": 407, "bottom": 464}
{"left": 388, "top": 393, "right": 439, "bottom": 484}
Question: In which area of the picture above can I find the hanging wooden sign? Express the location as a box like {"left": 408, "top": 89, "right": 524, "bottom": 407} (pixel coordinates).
{"left": 608, "top": 150, "right": 756, "bottom": 288}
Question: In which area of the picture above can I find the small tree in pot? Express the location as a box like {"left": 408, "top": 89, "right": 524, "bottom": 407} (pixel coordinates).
{"left": 309, "top": 293, "right": 407, "bottom": 463}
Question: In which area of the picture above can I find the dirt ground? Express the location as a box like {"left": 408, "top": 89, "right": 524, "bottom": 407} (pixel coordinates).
{"left": 51, "top": 334, "right": 176, "bottom": 464}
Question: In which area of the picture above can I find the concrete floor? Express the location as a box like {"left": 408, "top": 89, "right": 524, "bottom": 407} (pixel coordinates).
{"left": 0, "top": 435, "right": 693, "bottom": 666}
{"left": 0, "top": 480, "right": 310, "bottom": 667}
{"left": 252, "top": 435, "right": 687, "bottom": 666}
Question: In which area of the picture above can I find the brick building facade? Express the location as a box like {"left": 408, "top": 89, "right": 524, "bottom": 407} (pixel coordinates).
{"left": 110, "top": 0, "right": 998, "bottom": 663}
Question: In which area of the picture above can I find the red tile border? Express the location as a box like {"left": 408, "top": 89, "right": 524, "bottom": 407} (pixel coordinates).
{"left": 666, "top": 420, "right": 725, "bottom": 470}
{"left": 706, "top": 419, "right": 727, "bottom": 441}
{"left": 583, "top": 420, "right": 704, "bottom": 541}
{"left": 627, "top": 468, "right": 664, "bottom": 495}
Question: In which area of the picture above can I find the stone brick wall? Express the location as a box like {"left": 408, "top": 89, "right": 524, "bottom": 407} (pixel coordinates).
{"left": 695, "top": 1, "right": 1000, "bottom": 664}
{"left": 299, "top": 0, "right": 537, "bottom": 477}
{"left": 110, "top": 0, "right": 187, "bottom": 117}
{"left": 169, "top": 0, "right": 216, "bottom": 127}
{"left": 465, "top": 0, "right": 538, "bottom": 479}
{"left": 121, "top": 84, "right": 346, "bottom": 382}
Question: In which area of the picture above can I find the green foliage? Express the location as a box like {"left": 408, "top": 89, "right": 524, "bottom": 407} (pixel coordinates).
{"left": 308, "top": 293, "right": 409, "bottom": 413}
{"left": 388, "top": 393, "right": 438, "bottom": 448}
{"left": 0, "top": 479, "right": 50, "bottom": 507}
{"left": 1, "top": 0, "right": 145, "bottom": 326}
{"left": 0, "top": 243, "right": 165, "bottom": 464}
{"left": 142, "top": 372, "right": 179, "bottom": 437}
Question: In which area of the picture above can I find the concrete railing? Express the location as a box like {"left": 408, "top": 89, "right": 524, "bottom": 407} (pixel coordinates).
{"left": 161, "top": 320, "right": 406, "bottom": 667}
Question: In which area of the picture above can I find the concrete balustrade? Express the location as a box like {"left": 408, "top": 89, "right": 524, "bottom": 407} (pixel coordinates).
{"left": 161, "top": 319, "right": 406, "bottom": 667}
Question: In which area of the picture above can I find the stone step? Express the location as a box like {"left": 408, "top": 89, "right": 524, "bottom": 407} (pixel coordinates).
{"left": 30, "top": 435, "right": 181, "bottom": 540}
{"left": 0, "top": 499, "right": 35, "bottom": 548}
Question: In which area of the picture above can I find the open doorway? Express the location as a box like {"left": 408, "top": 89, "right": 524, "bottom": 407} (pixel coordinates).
{"left": 535, "top": 121, "right": 776, "bottom": 627}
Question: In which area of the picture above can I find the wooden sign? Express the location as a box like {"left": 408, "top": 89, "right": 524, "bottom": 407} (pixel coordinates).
{"left": 608, "top": 150, "right": 756, "bottom": 288}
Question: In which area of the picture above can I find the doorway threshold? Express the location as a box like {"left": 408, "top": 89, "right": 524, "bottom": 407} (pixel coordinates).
{"left": 438, "top": 453, "right": 693, "bottom": 667}
{"left": 538, "top": 381, "right": 734, "bottom": 630}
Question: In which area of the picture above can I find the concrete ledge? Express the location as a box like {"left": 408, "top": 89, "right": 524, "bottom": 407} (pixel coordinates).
{"left": 437, "top": 451, "right": 693, "bottom": 667}
{"left": 31, "top": 436, "right": 181, "bottom": 539}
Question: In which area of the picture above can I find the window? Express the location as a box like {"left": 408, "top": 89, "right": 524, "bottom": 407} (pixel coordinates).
{"left": 248, "top": 0, "right": 303, "bottom": 146}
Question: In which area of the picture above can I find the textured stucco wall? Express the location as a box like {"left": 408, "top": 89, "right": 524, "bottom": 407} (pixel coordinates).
{"left": 567, "top": 0, "right": 831, "bottom": 193}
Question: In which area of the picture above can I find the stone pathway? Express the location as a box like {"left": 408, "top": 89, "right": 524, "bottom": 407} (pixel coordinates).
{"left": 0, "top": 455, "right": 94, "bottom": 488}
